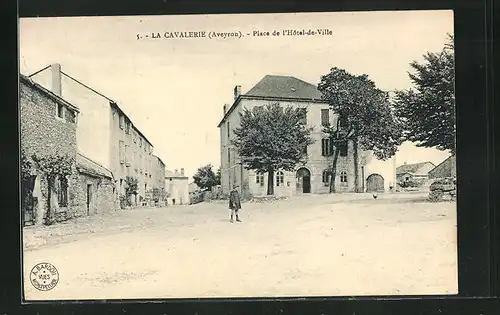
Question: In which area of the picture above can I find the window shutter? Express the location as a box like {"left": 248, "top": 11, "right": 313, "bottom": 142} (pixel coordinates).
{"left": 321, "top": 109, "right": 329, "bottom": 126}
{"left": 119, "top": 141, "right": 125, "bottom": 163}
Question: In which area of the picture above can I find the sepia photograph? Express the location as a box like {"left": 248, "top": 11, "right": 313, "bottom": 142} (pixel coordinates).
{"left": 19, "top": 10, "right": 457, "bottom": 300}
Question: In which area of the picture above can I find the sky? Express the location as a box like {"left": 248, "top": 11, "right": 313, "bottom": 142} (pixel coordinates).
{"left": 19, "top": 10, "right": 454, "bottom": 179}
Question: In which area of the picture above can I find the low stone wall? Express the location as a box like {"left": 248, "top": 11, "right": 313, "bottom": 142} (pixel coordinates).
{"left": 428, "top": 178, "right": 456, "bottom": 202}
{"left": 248, "top": 196, "right": 288, "bottom": 203}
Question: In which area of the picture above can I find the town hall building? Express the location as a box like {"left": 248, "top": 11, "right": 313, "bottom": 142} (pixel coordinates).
{"left": 218, "top": 75, "right": 397, "bottom": 197}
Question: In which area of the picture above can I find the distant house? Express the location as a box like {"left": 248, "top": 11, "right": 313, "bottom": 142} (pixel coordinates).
{"left": 165, "top": 168, "right": 189, "bottom": 205}
{"left": 428, "top": 155, "right": 456, "bottom": 179}
{"left": 188, "top": 182, "right": 200, "bottom": 194}
{"left": 396, "top": 161, "right": 435, "bottom": 183}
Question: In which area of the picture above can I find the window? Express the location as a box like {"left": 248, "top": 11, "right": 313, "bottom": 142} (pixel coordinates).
{"left": 302, "top": 145, "right": 308, "bottom": 155}
{"left": 139, "top": 138, "right": 142, "bottom": 147}
{"left": 119, "top": 115, "right": 124, "bottom": 130}
{"left": 125, "top": 145, "right": 130, "bottom": 166}
{"left": 321, "top": 109, "right": 330, "bottom": 126}
{"left": 56, "top": 175, "right": 68, "bottom": 207}
{"left": 276, "top": 171, "right": 284, "bottom": 186}
{"left": 56, "top": 103, "right": 64, "bottom": 119}
{"left": 322, "top": 170, "right": 331, "bottom": 186}
{"left": 339, "top": 141, "right": 348, "bottom": 157}
{"left": 125, "top": 120, "right": 131, "bottom": 135}
{"left": 256, "top": 173, "right": 264, "bottom": 186}
{"left": 227, "top": 122, "right": 230, "bottom": 138}
{"left": 119, "top": 140, "right": 125, "bottom": 164}
{"left": 227, "top": 148, "right": 231, "bottom": 164}
{"left": 321, "top": 138, "right": 333, "bottom": 156}
{"left": 298, "top": 108, "right": 307, "bottom": 125}
{"left": 340, "top": 171, "right": 348, "bottom": 184}
{"left": 66, "top": 109, "right": 76, "bottom": 123}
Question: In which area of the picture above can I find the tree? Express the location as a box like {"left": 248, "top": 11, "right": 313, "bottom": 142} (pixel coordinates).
{"left": 231, "top": 103, "right": 315, "bottom": 195}
{"left": 392, "top": 34, "right": 455, "bottom": 154}
{"left": 31, "top": 153, "right": 74, "bottom": 224}
{"left": 193, "top": 164, "right": 220, "bottom": 191}
{"left": 124, "top": 176, "right": 138, "bottom": 206}
{"left": 318, "top": 68, "right": 403, "bottom": 193}
{"left": 215, "top": 167, "right": 221, "bottom": 185}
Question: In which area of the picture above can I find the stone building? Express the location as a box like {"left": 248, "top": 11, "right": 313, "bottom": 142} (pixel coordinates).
{"left": 428, "top": 155, "right": 456, "bottom": 180}
{"left": 152, "top": 155, "right": 166, "bottom": 192}
{"left": 28, "top": 64, "right": 161, "bottom": 206}
{"left": 165, "top": 169, "right": 190, "bottom": 205}
{"left": 217, "top": 75, "right": 392, "bottom": 197}
{"left": 396, "top": 161, "right": 436, "bottom": 183}
{"left": 75, "top": 153, "right": 116, "bottom": 216}
{"left": 20, "top": 74, "right": 80, "bottom": 225}
{"left": 149, "top": 155, "right": 167, "bottom": 206}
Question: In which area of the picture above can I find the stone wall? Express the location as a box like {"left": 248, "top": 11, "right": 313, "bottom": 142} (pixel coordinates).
{"left": 74, "top": 173, "right": 117, "bottom": 216}
{"left": 20, "top": 78, "right": 80, "bottom": 224}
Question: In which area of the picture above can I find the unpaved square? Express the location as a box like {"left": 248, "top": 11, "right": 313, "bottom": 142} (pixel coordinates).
{"left": 23, "top": 192, "right": 457, "bottom": 300}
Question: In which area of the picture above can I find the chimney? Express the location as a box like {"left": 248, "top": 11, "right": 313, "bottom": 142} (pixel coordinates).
{"left": 234, "top": 85, "right": 241, "bottom": 101}
{"left": 223, "top": 104, "right": 228, "bottom": 115}
{"left": 180, "top": 168, "right": 185, "bottom": 176}
{"left": 51, "top": 63, "right": 62, "bottom": 96}
{"left": 174, "top": 169, "right": 178, "bottom": 175}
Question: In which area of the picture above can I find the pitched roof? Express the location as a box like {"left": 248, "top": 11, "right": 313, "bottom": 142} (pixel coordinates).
{"left": 217, "top": 75, "right": 325, "bottom": 127}
{"left": 245, "top": 75, "right": 324, "bottom": 100}
{"left": 396, "top": 161, "right": 435, "bottom": 175}
{"left": 76, "top": 153, "right": 113, "bottom": 179}
{"left": 152, "top": 154, "right": 165, "bottom": 167}
{"left": 28, "top": 65, "right": 154, "bottom": 147}
{"left": 428, "top": 155, "right": 456, "bottom": 178}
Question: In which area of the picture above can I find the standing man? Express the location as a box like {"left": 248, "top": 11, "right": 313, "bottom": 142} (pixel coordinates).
{"left": 229, "top": 185, "right": 242, "bottom": 223}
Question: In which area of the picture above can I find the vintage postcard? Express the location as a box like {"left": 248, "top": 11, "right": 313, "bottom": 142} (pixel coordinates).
{"left": 19, "top": 10, "right": 457, "bottom": 300}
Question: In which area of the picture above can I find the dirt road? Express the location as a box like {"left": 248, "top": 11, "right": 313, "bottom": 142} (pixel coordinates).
{"left": 23, "top": 192, "right": 457, "bottom": 300}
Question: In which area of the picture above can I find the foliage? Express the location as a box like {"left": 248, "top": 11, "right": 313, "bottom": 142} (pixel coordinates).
{"left": 189, "top": 191, "right": 205, "bottom": 205}
{"left": 318, "top": 68, "right": 403, "bottom": 160}
{"left": 231, "top": 103, "right": 315, "bottom": 195}
{"left": 393, "top": 34, "right": 455, "bottom": 154}
{"left": 31, "top": 153, "right": 74, "bottom": 179}
{"left": 124, "top": 176, "right": 138, "bottom": 196}
{"left": 119, "top": 194, "right": 128, "bottom": 209}
{"left": 215, "top": 167, "right": 221, "bottom": 185}
{"left": 193, "top": 164, "right": 220, "bottom": 191}
{"left": 150, "top": 187, "right": 167, "bottom": 202}
{"left": 398, "top": 179, "right": 420, "bottom": 188}
{"left": 21, "top": 149, "right": 33, "bottom": 183}
{"left": 318, "top": 67, "right": 403, "bottom": 192}
{"left": 30, "top": 153, "right": 75, "bottom": 225}
{"left": 124, "top": 176, "right": 138, "bottom": 206}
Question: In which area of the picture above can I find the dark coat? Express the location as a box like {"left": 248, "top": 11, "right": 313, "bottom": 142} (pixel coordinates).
{"left": 229, "top": 189, "right": 241, "bottom": 210}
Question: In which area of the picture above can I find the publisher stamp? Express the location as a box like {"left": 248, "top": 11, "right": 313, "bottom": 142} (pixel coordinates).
{"left": 30, "top": 263, "right": 59, "bottom": 291}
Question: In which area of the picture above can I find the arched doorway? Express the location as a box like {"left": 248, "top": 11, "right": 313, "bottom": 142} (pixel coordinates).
{"left": 366, "top": 173, "right": 384, "bottom": 192}
{"left": 296, "top": 167, "right": 311, "bottom": 193}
